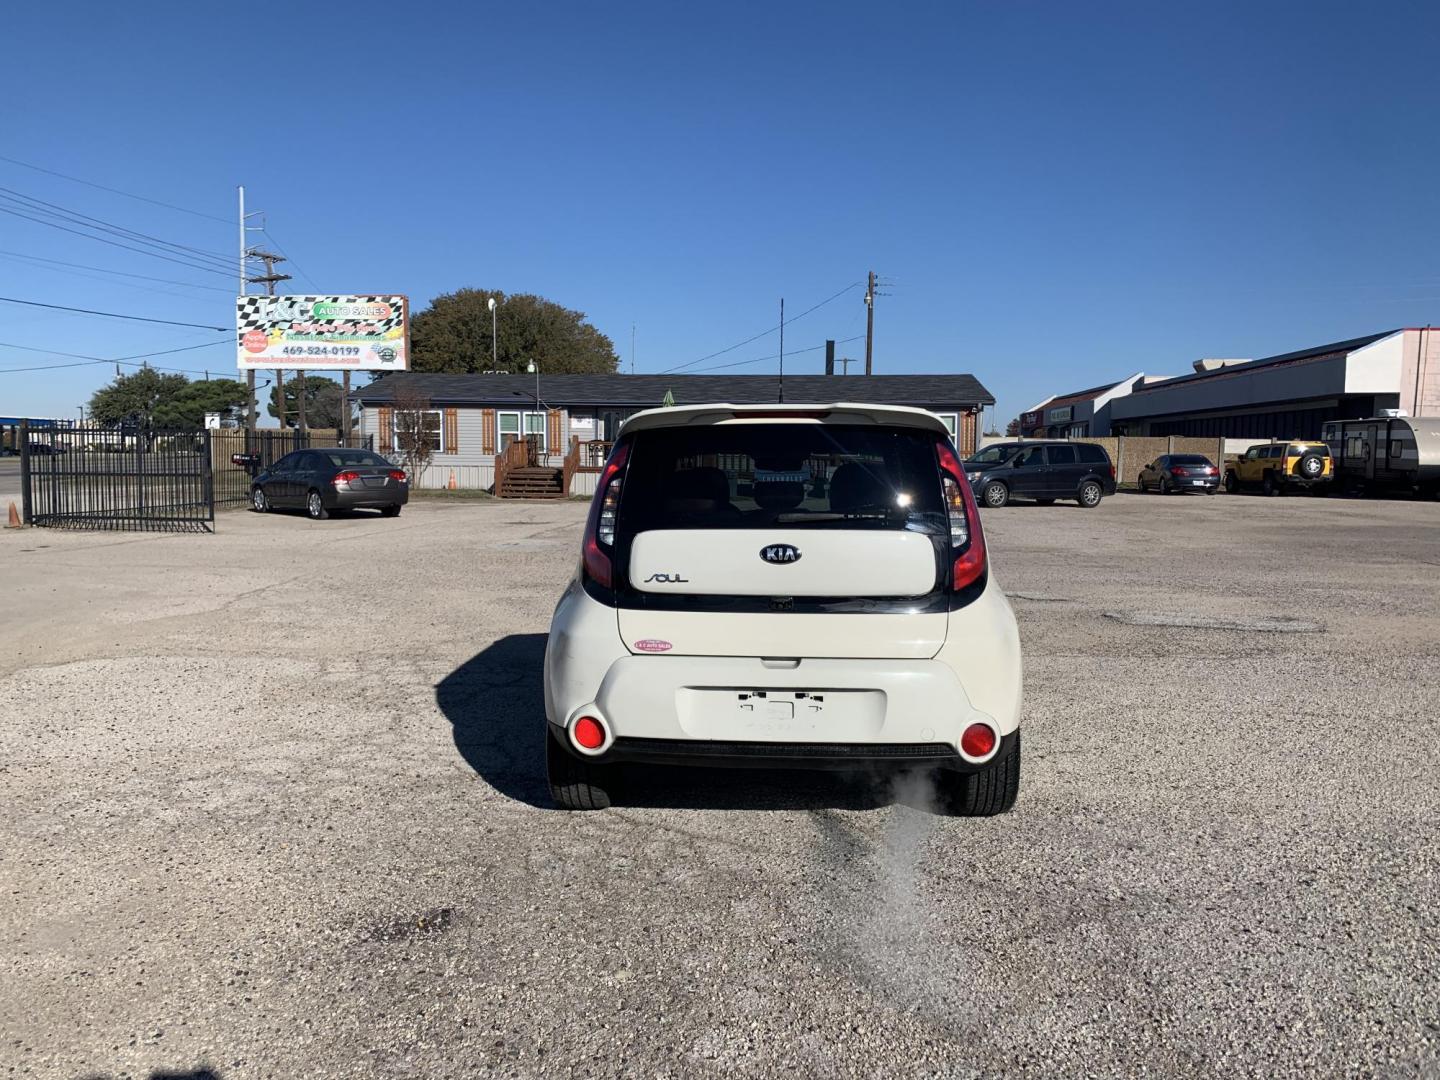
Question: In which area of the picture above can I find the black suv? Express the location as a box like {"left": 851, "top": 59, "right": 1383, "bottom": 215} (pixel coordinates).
{"left": 963, "top": 441, "right": 1116, "bottom": 508}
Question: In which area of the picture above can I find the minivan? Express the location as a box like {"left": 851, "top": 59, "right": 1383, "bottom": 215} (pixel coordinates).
{"left": 962, "top": 440, "right": 1116, "bottom": 507}
{"left": 544, "top": 404, "right": 1023, "bottom": 815}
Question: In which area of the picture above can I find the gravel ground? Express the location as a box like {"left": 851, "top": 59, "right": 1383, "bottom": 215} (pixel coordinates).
{"left": 1, "top": 491, "right": 1437, "bottom": 1079}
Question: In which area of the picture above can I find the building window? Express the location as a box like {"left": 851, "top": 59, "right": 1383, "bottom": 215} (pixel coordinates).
{"left": 933, "top": 413, "right": 959, "bottom": 440}
{"left": 498, "top": 410, "right": 546, "bottom": 452}
{"left": 498, "top": 411, "right": 520, "bottom": 447}
{"left": 394, "top": 409, "right": 442, "bottom": 454}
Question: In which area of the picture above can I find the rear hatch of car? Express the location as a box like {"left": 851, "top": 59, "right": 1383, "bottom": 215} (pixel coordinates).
{"left": 611, "top": 420, "right": 950, "bottom": 659}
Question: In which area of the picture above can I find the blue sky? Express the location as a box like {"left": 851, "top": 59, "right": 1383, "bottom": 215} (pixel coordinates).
{"left": 3, "top": 0, "right": 1438, "bottom": 427}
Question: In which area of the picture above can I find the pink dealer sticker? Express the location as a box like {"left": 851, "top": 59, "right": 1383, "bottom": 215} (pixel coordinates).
{"left": 633, "top": 639, "right": 673, "bottom": 653}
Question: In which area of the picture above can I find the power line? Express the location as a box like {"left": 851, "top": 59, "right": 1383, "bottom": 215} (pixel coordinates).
{"left": 678, "top": 334, "right": 868, "bottom": 375}
{"left": 0, "top": 249, "right": 231, "bottom": 292}
{"left": 260, "top": 229, "right": 320, "bottom": 292}
{"left": 0, "top": 295, "right": 230, "bottom": 331}
{"left": 0, "top": 339, "right": 229, "bottom": 375}
{"left": 0, "top": 153, "right": 232, "bottom": 224}
{"left": 0, "top": 205, "right": 235, "bottom": 277}
{"left": 0, "top": 187, "right": 236, "bottom": 270}
{"left": 656, "top": 281, "right": 863, "bottom": 374}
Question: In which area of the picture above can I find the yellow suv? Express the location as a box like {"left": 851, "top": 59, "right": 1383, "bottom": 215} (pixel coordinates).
{"left": 1224, "top": 441, "right": 1332, "bottom": 495}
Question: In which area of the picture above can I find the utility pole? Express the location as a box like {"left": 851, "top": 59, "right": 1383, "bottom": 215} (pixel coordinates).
{"left": 238, "top": 187, "right": 255, "bottom": 434}
{"left": 246, "top": 249, "right": 293, "bottom": 431}
{"left": 864, "top": 270, "right": 876, "bottom": 376}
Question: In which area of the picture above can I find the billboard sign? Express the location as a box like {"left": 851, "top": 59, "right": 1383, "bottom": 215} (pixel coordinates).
{"left": 236, "top": 295, "right": 409, "bottom": 371}
{"left": 1021, "top": 410, "right": 1044, "bottom": 429}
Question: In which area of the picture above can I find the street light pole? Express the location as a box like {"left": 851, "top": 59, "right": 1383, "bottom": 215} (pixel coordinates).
{"left": 526, "top": 360, "right": 541, "bottom": 460}
{"left": 488, "top": 296, "right": 498, "bottom": 370}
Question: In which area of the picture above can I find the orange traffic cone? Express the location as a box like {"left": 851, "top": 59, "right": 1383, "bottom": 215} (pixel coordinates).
{"left": 448, "top": 469, "right": 458, "bottom": 490}
{"left": 6, "top": 501, "right": 20, "bottom": 528}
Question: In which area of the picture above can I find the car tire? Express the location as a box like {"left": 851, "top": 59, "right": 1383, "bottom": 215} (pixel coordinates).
{"left": 1225, "top": 472, "right": 1239, "bottom": 494}
{"left": 547, "top": 733, "right": 616, "bottom": 810}
{"left": 1297, "top": 452, "right": 1325, "bottom": 480}
{"left": 1077, "top": 480, "right": 1103, "bottom": 508}
{"left": 937, "top": 734, "right": 1020, "bottom": 816}
{"left": 981, "top": 481, "right": 1009, "bottom": 508}
{"left": 251, "top": 487, "right": 269, "bottom": 513}
{"left": 1137, "top": 475, "right": 1147, "bottom": 493}
{"left": 305, "top": 490, "right": 329, "bottom": 520}
{"left": 1160, "top": 477, "right": 1172, "bottom": 495}
{"left": 1262, "top": 474, "right": 1277, "bottom": 497}
{"left": 380, "top": 505, "right": 402, "bottom": 517}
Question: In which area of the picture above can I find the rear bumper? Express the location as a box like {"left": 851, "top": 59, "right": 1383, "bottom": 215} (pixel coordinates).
{"left": 328, "top": 486, "right": 409, "bottom": 508}
{"left": 549, "top": 724, "right": 1020, "bottom": 773}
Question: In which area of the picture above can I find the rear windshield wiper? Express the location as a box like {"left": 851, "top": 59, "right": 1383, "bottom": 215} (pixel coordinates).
{"left": 774, "top": 509, "right": 900, "bottom": 523}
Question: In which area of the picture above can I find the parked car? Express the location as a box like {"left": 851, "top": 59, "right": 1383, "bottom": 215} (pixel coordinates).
{"left": 1322, "top": 415, "right": 1440, "bottom": 498}
{"left": 250, "top": 448, "right": 408, "bottom": 519}
{"left": 544, "top": 403, "right": 1022, "bottom": 816}
{"left": 1137, "top": 454, "right": 1220, "bottom": 495}
{"left": 1224, "top": 441, "right": 1331, "bottom": 495}
{"left": 962, "top": 440, "right": 1115, "bottom": 508}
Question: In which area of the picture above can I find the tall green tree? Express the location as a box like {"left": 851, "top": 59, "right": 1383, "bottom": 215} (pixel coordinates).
{"left": 268, "top": 374, "right": 346, "bottom": 429}
{"left": 89, "top": 368, "right": 249, "bottom": 429}
{"left": 89, "top": 368, "right": 188, "bottom": 427}
{"left": 409, "top": 288, "right": 618, "bottom": 375}
{"left": 155, "top": 378, "right": 250, "bottom": 429}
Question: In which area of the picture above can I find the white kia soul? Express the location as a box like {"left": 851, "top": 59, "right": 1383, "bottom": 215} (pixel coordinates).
{"left": 543, "top": 403, "right": 1022, "bottom": 814}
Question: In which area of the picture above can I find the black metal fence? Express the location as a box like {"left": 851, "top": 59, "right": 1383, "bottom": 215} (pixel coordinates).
{"left": 20, "top": 423, "right": 214, "bottom": 532}
{"left": 211, "top": 429, "right": 373, "bottom": 508}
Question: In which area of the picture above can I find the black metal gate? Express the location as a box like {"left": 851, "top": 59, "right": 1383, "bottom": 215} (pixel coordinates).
{"left": 20, "top": 423, "right": 214, "bottom": 532}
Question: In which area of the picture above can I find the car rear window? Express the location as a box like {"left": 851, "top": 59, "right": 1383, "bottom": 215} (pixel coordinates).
{"left": 319, "top": 449, "right": 393, "bottom": 467}
{"left": 1170, "top": 454, "right": 1213, "bottom": 465}
{"left": 1286, "top": 444, "right": 1329, "bottom": 457}
{"left": 617, "top": 424, "right": 947, "bottom": 534}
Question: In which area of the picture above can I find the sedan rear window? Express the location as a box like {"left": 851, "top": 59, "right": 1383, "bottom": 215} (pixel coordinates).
{"left": 1169, "top": 454, "right": 1213, "bottom": 465}
{"left": 319, "top": 450, "right": 394, "bottom": 467}
{"left": 618, "top": 424, "right": 946, "bottom": 534}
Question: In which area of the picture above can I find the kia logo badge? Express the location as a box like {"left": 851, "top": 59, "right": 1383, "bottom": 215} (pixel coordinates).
{"left": 760, "top": 543, "right": 801, "bottom": 564}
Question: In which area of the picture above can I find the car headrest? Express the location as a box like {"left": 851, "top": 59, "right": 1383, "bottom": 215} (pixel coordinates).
{"left": 829, "top": 462, "right": 890, "bottom": 512}
{"left": 663, "top": 466, "right": 734, "bottom": 516}
{"left": 752, "top": 479, "right": 805, "bottom": 510}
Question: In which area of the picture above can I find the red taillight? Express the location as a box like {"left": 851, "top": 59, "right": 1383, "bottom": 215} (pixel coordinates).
{"left": 389, "top": 469, "right": 406, "bottom": 482}
{"left": 935, "top": 440, "right": 988, "bottom": 592}
{"left": 1109, "top": 462, "right": 1116, "bottom": 480}
{"left": 961, "top": 722, "right": 997, "bottom": 758}
{"left": 572, "top": 716, "right": 605, "bottom": 750}
{"left": 333, "top": 470, "right": 360, "bottom": 485}
{"left": 582, "top": 441, "right": 631, "bottom": 590}
{"left": 1170, "top": 466, "right": 1189, "bottom": 477}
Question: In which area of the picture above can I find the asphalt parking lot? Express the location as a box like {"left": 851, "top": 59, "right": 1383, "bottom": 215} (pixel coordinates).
{"left": 2, "top": 492, "right": 1437, "bottom": 1078}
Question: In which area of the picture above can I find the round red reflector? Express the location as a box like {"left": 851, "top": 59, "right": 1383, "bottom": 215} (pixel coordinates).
{"left": 572, "top": 716, "right": 606, "bottom": 750}
{"left": 960, "top": 723, "right": 997, "bottom": 758}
